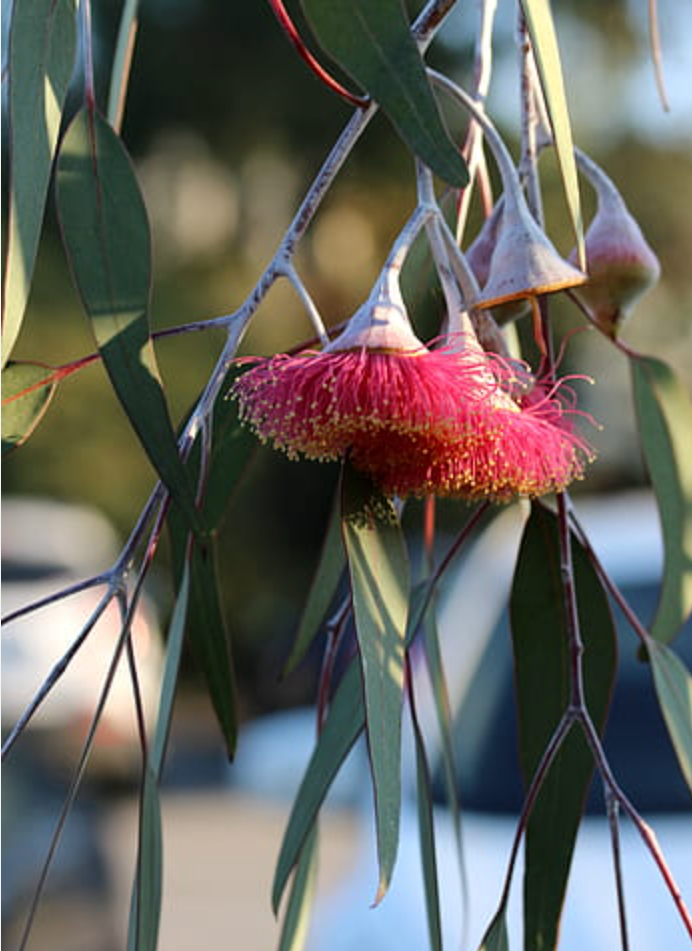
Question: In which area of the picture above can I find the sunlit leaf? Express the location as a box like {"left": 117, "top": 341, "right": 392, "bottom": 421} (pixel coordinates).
{"left": 342, "top": 464, "right": 410, "bottom": 903}
{"left": 277, "top": 826, "right": 320, "bottom": 951}
{"left": 648, "top": 639, "right": 692, "bottom": 796}
{"left": 520, "top": 0, "right": 584, "bottom": 263}
{"left": 2, "top": 0, "right": 77, "bottom": 367}
{"left": 272, "top": 659, "right": 364, "bottom": 913}
{"left": 631, "top": 355, "right": 692, "bottom": 643}
{"left": 2, "top": 362, "right": 57, "bottom": 453}
{"left": 476, "top": 909, "right": 509, "bottom": 951}
{"left": 301, "top": 0, "right": 468, "bottom": 187}
{"left": 56, "top": 107, "right": 199, "bottom": 528}
{"left": 285, "top": 491, "right": 346, "bottom": 674}
{"left": 510, "top": 502, "right": 616, "bottom": 951}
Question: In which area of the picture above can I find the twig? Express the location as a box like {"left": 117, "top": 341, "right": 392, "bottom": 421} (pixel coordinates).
{"left": 455, "top": 0, "right": 498, "bottom": 242}
{"left": 567, "top": 504, "right": 649, "bottom": 647}
{"left": 648, "top": 0, "right": 670, "bottom": 113}
{"left": 1, "top": 585, "right": 117, "bottom": 759}
{"left": 15, "top": 593, "right": 142, "bottom": 950}
{"left": 605, "top": 784, "right": 631, "bottom": 951}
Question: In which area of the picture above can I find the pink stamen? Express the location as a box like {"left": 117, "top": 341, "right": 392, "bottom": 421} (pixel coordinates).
{"left": 231, "top": 336, "right": 595, "bottom": 501}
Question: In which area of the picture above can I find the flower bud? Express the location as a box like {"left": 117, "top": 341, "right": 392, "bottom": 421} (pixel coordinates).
{"left": 466, "top": 200, "right": 532, "bottom": 323}
{"left": 570, "top": 151, "right": 660, "bottom": 337}
{"left": 476, "top": 188, "right": 586, "bottom": 311}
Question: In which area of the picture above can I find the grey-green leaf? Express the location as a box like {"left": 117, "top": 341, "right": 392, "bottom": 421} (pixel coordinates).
{"left": 128, "top": 764, "right": 163, "bottom": 951}
{"left": 199, "top": 368, "right": 259, "bottom": 529}
{"left": 2, "top": 0, "right": 77, "bottom": 367}
{"left": 166, "top": 375, "right": 257, "bottom": 756}
{"left": 272, "top": 659, "right": 364, "bottom": 913}
{"left": 2, "top": 362, "right": 57, "bottom": 453}
{"left": 631, "top": 355, "right": 692, "bottom": 643}
{"left": 277, "top": 826, "right": 320, "bottom": 951}
{"left": 510, "top": 502, "right": 616, "bottom": 951}
{"left": 476, "top": 910, "right": 509, "bottom": 951}
{"left": 520, "top": 0, "right": 584, "bottom": 263}
{"left": 342, "top": 464, "right": 410, "bottom": 904}
{"left": 301, "top": 0, "right": 468, "bottom": 188}
{"left": 285, "top": 491, "right": 346, "bottom": 675}
{"left": 648, "top": 639, "right": 692, "bottom": 796}
{"left": 412, "top": 693, "right": 443, "bottom": 951}
{"left": 187, "top": 537, "right": 238, "bottom": 758}
{"left": 272, "top": 572, "right": 445, "bottom": 914}
{"left": 128, "top": 567, "right": 189, "bottom": 951}
{"left": 56, "top": 108, "right": 198, "bottom": 528}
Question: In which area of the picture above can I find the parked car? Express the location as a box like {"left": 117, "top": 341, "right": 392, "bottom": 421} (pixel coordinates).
{"left": 2, "top": 497, "right": 165, "bottom": 948}
{"left": 304, "top": 491, "right": 692, "bottom": 950}
{"left": 2, "top": 496, "right": 164, "bottom": 778}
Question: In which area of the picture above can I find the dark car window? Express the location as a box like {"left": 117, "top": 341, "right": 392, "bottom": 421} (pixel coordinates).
{"left": 2, "top": 560, "right": 69, "bottom": 583}
{"left": 436, "top": 584, "right": 692, "bottom": 815}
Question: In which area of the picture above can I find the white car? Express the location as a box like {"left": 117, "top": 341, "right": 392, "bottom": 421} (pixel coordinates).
{"left": 2, "top": 496, "right": 164, "bottom": 778}
{"left": 304, "top": 492, "right": 692, "bottom": 951}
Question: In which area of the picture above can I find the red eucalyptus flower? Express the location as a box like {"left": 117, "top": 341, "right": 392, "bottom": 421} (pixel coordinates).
{"left": 232, "top": 275, "right": 593, "bottom": 500}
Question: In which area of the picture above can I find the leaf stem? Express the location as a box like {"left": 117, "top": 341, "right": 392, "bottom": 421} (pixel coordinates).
{"left": 266, "top": 0, "right": 368, "bottom": 108}
{"left": 455, "top": 0, "right": 497, "bottom": 242}
{"left": 80, "top": 0, "right": 96, "bottom": 109}
{"left": 107, "top": 0, "right": 140, "bottom": 132}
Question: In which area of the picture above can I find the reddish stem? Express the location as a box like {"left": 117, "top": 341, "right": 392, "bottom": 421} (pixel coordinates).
{"left": 266, "top": 0, "right": 368, "bottom": 109}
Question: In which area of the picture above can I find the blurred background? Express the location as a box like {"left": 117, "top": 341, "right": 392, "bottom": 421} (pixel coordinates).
{"left": 2, "top": 0, "right": 691, "bottom": 948}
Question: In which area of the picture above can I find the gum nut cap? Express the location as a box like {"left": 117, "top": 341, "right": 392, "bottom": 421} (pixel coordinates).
{"left": 477, "top": 195, "right": 587, "bottom": 309}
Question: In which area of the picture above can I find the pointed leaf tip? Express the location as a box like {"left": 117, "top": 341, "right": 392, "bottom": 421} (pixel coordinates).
{"left": 2, "top": 362, "right": 58, "bottom": 453}
{"left": 341, "top": 463, "right": 410, "bottom": 902}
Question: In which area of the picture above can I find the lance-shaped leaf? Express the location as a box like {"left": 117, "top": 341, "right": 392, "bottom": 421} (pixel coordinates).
{"left": 272, "top": 569, "right": 438, "bottom": 912}
{"left": 342, "top": 464, "right": 410, "bottom": 904}
{"left": 168, "top": 518, "right": 238, "bottom": 759}
{"left": 510, "top": 502, "right": 616, "bottom": 951}
{"left": 2, "top": 0, "right": 77, "bottom": 367}
{"left": 631, "top": 354, "right": 692, "bottom": 644}
{"left": 272, "top": 659, "right": 364, "bottom": 913}
{"left": 166, "top": 375, "right": 257, "bottom": 755}
{"left": 277, "top": 826, "right": 320, "bottom": 951}
{"left": 422, "top": 604, "right": 467, "bottom": 920}
{"left": 128, "top": 566, "right": 189, "bottom": 951}
{"left": 412, "top": 684, "right": 443, "bottom": 951}
{"left": 189, "top": 537, "right": 238, "bottom": 757}
{"left": 2, "top": 362, "right": 58, "bottom": 453}
{"left": 285, "top": 491, "right": 346, "bottom": 675}
{"left": 520, "top": 0, "right": 584, "bottom": 264}
{"left": 301, "top": 0, "right": 468, "bottom": 188}
{"left": 197, "top": 367, "right": 259, "bottom": 529}
{"left": 476, "top": 911, "right": 509, "bottom": 951}
{"left": 128, "top": 763, "right": 163, "bottom": 951}
{"left": 56, "top": 108, "right": 199, "bottom": 528}
{"left": 648, "top": 639, "right": 692, "bottom": 796}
